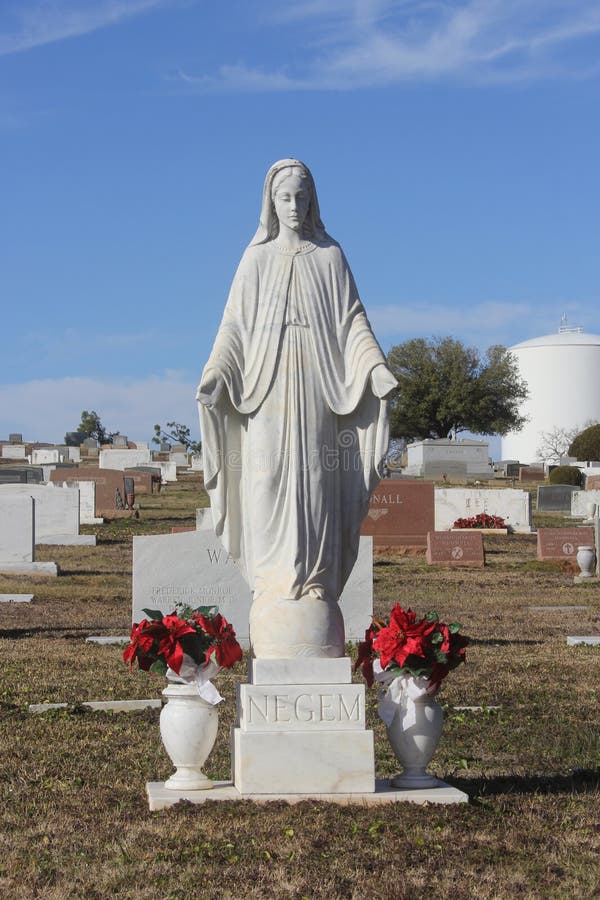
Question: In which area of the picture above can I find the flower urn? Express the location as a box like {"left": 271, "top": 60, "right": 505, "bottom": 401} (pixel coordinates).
{"left": 383, "top": 675, "right": 445, "bottom": 789}
{"left": 160, "top": 682, "right": 219, "bottom": 790}
{"left": 576, "top": 545, "right": 596, "bottom": 579}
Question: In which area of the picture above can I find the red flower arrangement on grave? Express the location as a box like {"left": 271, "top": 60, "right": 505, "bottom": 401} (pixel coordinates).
{"left": 123, "top": 606, "right": 243, "bottom": 678}
{"left": 453, "top": 512, "right": 506, "bottom": 529}
{"left": 355, "top": 604, "right": 468, "bottom": 691}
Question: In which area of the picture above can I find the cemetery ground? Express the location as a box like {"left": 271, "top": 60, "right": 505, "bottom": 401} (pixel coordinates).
{"left": 0, "top": 478, "right": 599, "bottom": 899}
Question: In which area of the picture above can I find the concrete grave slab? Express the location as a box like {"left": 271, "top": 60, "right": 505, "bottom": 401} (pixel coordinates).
{"left": 147, "top": 779, "right": 468, "bottom": 810}
{"left": 0, "top": 594, "right": 33, "bottom": 603}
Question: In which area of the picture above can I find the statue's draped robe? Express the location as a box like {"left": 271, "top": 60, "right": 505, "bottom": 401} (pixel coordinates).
{"left": 198, "top": 239, "right": 389, "bottom": 614}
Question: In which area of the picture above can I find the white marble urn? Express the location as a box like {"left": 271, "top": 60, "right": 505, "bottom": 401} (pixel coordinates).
{"left": 382, "top": 675, "right": 445, "bottom": 789}
{"left": 160, "top": 683, "right": 219, "bottom": 790}
{"left": 576, "top": 545, "right": 596, "bottom": 578}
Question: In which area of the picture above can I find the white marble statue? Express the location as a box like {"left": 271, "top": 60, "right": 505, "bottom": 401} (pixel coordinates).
{"left": 197, "top": 159, "right": 396, "bottom": 658}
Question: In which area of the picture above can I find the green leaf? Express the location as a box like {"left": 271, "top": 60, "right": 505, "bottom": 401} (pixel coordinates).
{"left": 141, "top": 608, "right": 164, "bottom": 621}
{"left": 425, "top": 610, "right": 440, "bottom": 622}
{"left": 192, "top": 605, "right": 218, "bottom": 617}
{"left": 431, "top": 632, "right": 443, "bottom": 644}
{"left": 150, "top": 659, "right": 167, "bottom": 676}
{"left": 449, "top": 622, "right": 462, "bottom": 633}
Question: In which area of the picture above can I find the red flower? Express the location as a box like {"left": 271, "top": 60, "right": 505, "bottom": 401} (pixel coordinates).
{"left": 436, "top": 623, "right": 451, "bottom": 655}
{"left": 194, "top": 612, "right": 243, "bottom": 668}
{"left": 123, "top": 619, "right": 165, "bottom": 670}
{"left": 155, "top": 615, "right": 197, "bottom": 674}
{"left": 372, "top": 604, "right": 437, "bottom": 670}
{"left": 355, "top": 623, "right": 378, "bottom": 686}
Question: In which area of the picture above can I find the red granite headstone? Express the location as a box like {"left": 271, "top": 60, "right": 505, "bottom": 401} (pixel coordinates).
{"left": 426, "top": 531, "right": 484, "bottom": 567}
{"left": 519, "top": 467, "right": 545, "bottom": 482}
{"left": 537, "top": 526, "right": 594, "bottom": 560}
{"left": 50, "top": 468, "right": 124, "bottom": 513}
{"left": 585, "top": 475, "right": 600, "bottom": 491}
{"left": 360, "top": 480, "right": 435, "bottom": 547}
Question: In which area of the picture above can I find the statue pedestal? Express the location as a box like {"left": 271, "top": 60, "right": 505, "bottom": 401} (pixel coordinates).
{"left": 232, "top": 658, "right": 375, "bottom": 794}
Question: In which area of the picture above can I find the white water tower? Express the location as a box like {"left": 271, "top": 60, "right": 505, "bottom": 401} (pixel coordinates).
{"left": 500, "top": 318, "right": 600, "bottom": 464}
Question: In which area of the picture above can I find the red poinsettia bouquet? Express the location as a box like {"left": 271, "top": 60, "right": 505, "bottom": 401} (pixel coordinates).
{"left": 453, "top": 512, "right": 506, "bottom": 529}
{"left": 355, "top": 604, "right": 468, "bottom": 693}
{"left": 123, "top": 606, "right": 243, "bottom": 702}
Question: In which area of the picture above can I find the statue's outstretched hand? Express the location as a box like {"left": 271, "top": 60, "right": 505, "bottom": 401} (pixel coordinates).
{"left": 370, "top": 364, "right": 398, "bottom": 399}
{"left": 196, "top": 370, "right": 224, "bottom": 408}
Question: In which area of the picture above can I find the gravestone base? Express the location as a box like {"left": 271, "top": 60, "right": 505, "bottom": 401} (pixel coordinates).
{"left": 233, "top": 657, "right": 375, "bottom": 795}
{"left": 37, "top": 534, "right": 96, "bottom": 546}
{"left": 0, "top": 562, "right": 58, "bottom": 576}
{"left": 146, "top": 778, "right": 468, "bottom": 810}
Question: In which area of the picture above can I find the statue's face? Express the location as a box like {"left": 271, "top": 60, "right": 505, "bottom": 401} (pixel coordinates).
{"left": 272, "top": 174, "right": 310, "bottom": 234}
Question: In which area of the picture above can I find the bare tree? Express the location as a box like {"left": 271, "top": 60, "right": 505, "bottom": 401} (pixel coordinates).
{"left": 537, "top": 425, "right": 584, "bottom": 463}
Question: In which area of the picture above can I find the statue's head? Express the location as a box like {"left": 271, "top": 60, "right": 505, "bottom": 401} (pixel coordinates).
{"left": 251, "top": 159, "right": 327, "bottom": 245}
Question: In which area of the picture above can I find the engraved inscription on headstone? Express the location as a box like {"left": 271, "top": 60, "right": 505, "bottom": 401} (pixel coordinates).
{"left": 426, "top": 531, "right": 484, "bottom": 567}
{"left": 537, "top": 527, "right": 594, "bottom": 560}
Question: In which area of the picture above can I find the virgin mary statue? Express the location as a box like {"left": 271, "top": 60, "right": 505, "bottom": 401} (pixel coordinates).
{"left": 197, "top": 159, "right": 397, "bottom": 658}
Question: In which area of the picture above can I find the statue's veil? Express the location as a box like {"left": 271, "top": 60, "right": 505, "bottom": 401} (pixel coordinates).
{"left": 249, "top": 158, "right": 328, "bottom": 246}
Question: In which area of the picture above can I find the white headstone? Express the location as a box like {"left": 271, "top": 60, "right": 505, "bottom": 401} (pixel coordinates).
{"left": 1, "top": 444, "right": 26, "bottom": 460}
{"left": 434, "top": 488, "right": 532, "bottom": 533}
{"left": 0, "top": 484, "right": 95, "bottom": 545}
{"left": 0, "top": 494, "right": 58, "bottom": 575}
{"left": 0, "top": 493, "right": 34, "bottom": 562}
{"left": 99, "top": 448, "right": 152, "bottom": 471}
{"left": 31, "top": 448, "right": 66, "bottom": 465}
{"left": 571, "top": 489, "right": 600, "bottom": 519}
{"left": 405, "top": 439, "right": 492, "bottom": 478}
{"left": 59, "top": 479, "right": 103, "bottom": 524}
{"left": 132, "top": 530, "right": 373, "bottom": 647}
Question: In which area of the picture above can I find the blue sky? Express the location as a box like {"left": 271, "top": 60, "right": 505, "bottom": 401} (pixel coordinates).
{"left": 1, "top": 0, "right": 599, "bottom": 444}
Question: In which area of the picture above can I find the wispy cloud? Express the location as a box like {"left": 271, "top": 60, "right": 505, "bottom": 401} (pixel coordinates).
{"left": 0, "top": 0, "right": 167, "bottom": 56}
{"left": 178, "top": 0, "right": 600, "bottom": 92}
{"left": 368, "top": 299, "right": 598, "bottom": 348}
{"left": 0, "top": 373, "right": 199, "bottom": 444}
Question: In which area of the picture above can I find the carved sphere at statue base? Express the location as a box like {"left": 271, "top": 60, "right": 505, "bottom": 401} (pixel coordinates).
{"left": 249, "top": 593, "right": 345, "bottom": 658}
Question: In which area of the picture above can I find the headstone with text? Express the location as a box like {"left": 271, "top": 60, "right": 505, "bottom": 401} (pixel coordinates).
{"left": 360, "top": 481, "right": 434, "bottom": 546}
{"left": 132, "top": 530, "right": 373, "bottom": 647}
{"left": 537, "top": 526, "right": 594, "bottom": 560}
{"left": 426, "top": 531, "right": 484, "bottom": 567}
{"left": 435, "top": 488, "right": 532, "bottom": 533}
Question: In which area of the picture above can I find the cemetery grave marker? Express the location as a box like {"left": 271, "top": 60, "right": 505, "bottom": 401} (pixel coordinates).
{"left": 537, "top": 526, "right": 594, "bottom": 560}
{"left": 360, "top": 481, "right": 434, "bottom": 547}
{"left": 132, "top": 530, "right": 374, "bottom": 647}
{"left": 426, "top": 531, "right": 484, "bottom": 567}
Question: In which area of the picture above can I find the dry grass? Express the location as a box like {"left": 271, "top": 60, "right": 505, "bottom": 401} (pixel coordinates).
{"left": 1, "top": 478, "right": 599, "bottom": 898}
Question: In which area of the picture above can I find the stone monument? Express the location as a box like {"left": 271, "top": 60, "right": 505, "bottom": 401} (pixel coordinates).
{"left": 197, "top": 159, "right": 397, "bottom": 794}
